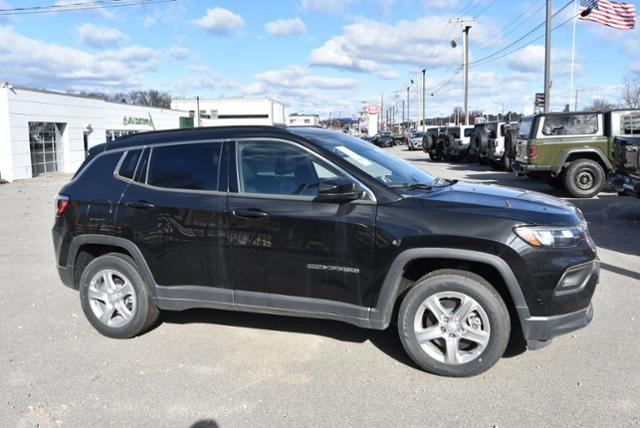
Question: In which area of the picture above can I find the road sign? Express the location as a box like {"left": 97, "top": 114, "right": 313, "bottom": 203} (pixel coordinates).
{"left": 535, "top": 93, "right": 545, "bottom": 108}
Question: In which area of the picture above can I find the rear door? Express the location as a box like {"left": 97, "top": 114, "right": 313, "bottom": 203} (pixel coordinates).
{"left": 116, "top": 141, "right": 227, "bottom": 290}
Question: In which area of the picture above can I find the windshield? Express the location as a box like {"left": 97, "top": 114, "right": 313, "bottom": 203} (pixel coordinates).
{"left": 291, "top": 129, "right": 435, "bottom": 187}
{"left": 411, "top": 132, "right": 425, "bottom": 138}
{"left": 519, "top": 117, "right": 534, "bottom": 139}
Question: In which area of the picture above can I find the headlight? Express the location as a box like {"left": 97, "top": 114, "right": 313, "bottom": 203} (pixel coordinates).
{"left": 514, "top": 225, "right": 590, "bottom": 248}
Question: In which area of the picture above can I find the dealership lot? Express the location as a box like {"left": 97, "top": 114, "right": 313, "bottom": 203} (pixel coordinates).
{"left": 1, "top": 146, "right": 639, "bottom": 427}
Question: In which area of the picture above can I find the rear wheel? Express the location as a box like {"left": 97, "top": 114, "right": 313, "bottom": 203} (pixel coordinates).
{"left": 397, "top": 269, "right": 510, "bottom": 377}
{"left": 563, "top": 159, "right": 606, "bottom": 198}
{"left": 79, "top": 253, "right": 159, "bottom": 339}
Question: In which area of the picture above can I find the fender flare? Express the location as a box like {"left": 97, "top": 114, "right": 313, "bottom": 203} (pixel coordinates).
{"left": 67, "top": 234, "right": 159, "bottom": 296}
{"left": 368, "top": 248, "right": 531, "bottom": 330}
{"left": 555, "top": 148, "right": 613, "bottom": 174}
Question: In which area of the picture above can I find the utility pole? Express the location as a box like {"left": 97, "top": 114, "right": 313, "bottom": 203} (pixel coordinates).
{"left": 450, "top": 18, "right": 474, "bottom": 125}
{"left": 196, "top": 96, "right": 201, "bottom": 127}
{"left": 463, "top": 26, "right": 471, "bottom": 125}
{"left": 543, "top": 0, "right": 552, "bottom": 112}
{"left": 574, "top": 88, "right": 579, "bottom": 111}
{"left": 402, "top": 100, "right": 405, "bottom": 132}
{"left": 407, "top": 86, "right": 410, "bottom": 131}
{"left": 421, "top": 69, "right": 426, "bottom": 132}
{"left": 380, "top": 93, "right": 384, "bottom": 131}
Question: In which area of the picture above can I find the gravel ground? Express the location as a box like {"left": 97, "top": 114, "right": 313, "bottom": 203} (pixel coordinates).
{"left": 1, "top": 145, "right": 639, "bottom": 427}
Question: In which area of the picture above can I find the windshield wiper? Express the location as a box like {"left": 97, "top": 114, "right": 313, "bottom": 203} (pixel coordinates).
{"left": 388, "top": 183, "right": 434, "bottom": 190}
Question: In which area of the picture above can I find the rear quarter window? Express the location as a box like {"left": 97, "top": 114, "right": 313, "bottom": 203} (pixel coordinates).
{"left": 541, "top": 114, "right": 599, "bottom": 136}
{"left": 73, "top": 152, "right": 122, "bottom": 185}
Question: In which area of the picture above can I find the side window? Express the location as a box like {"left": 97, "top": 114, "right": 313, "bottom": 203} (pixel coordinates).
{"left": 542, "top": 114, "right": 599, "bottom": 136}
{"left": 117, "top": 149, "right": 142, "bottom": 180}
{"left": 147, "top": 143, "right": 222, "bottom": 191}
{"left": 237, "top": 141, "right": 344, "bottom": 197}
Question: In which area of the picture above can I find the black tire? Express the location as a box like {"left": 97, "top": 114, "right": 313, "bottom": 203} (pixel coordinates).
{"left": 397, "top": 269, "right": 511, "bottom": 377}
{"left": 488, "top": 158, "right": 501, "bottom": 170}
{"left": 502, "top": 154, "right": 512, "bottom": 171}
{"left": 79, "top": 253, "right": 159, "bottom": 339}
{"left": 562, "top": 159, "right": 606, "bottom": 198}
{"left": 547, "top": 173, "right": 564, "bottom": 190}
{"left": 423, "top": 134, "right": 434, "bottom": 152}
{"left": 429, "top": 150, "right": 443, "bottom": 161}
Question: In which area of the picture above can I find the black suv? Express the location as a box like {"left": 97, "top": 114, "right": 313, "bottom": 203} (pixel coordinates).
{"left": 53, "top": 126, "right": 598, "bottom": 377}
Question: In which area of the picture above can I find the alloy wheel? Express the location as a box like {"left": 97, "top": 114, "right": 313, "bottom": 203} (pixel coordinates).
{"left": 413, "top": 291, "right": 491, "bottom": 365}
{"left": 88, "top": 269, "right": 137, "bottom": 328}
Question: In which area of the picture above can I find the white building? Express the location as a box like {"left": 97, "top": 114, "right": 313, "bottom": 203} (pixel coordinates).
{"left": 171, "top": 97, "right": 286, "bottom": 127}
{"left": 288, "top": 114, "right": 320, "bottom": 127}
{"left": 0, "top": 85, "right": 192, "bottom": 182}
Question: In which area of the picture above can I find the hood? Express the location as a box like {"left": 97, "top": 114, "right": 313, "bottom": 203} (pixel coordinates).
{"left": 412, "top": 181, "right": 582, "bottom": 226}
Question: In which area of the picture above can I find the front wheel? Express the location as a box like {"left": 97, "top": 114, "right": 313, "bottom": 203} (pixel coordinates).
{"left": 397, "top": 269, "right": 511, "bottom": 377}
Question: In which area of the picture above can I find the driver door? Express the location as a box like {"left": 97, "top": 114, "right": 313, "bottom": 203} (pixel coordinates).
{"left": 226, "top": 138, "right": 377, "bottom": 308}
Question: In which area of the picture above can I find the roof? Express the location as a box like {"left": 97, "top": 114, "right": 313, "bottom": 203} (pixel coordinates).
{"left": 103, "top": 125, "right": 298, "bottom": 151}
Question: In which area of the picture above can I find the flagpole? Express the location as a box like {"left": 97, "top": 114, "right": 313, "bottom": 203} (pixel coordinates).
{"left": 569, "top": 0, "right": 578, "bottom": 111}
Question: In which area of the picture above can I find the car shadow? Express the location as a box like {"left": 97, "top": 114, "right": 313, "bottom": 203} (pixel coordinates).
{"left": 160, "top": 307, "right": 525, "bottom": 370}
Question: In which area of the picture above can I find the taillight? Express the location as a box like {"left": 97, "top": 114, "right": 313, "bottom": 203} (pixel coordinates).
{"left": 55, "top": 195, "right": 69, "bottom": 216}
{"left": 527, "top": 146, "right": 537, "bottom": 158}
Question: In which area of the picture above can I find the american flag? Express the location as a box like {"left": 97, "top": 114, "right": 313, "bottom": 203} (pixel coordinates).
{"left": 579, "top": 0, "right": 636, "bottom": 30}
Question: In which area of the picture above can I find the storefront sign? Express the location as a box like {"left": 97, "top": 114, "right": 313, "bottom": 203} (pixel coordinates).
{"left": 123, "top": 115, "right": 154, "bottom": 127}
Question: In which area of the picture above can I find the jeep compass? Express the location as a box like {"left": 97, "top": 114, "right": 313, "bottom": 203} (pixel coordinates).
{"left": 52, "top": 126, "right": 598, "bottom": 377}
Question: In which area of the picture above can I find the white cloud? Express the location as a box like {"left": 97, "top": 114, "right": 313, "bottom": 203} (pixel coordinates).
{"left": 255, "top": 65, "right": 359, "bottom": 90}
{"left": 505, "top": 44, "right": 581, "bottom": 77}
{"left": 378, "top": 69, "right": 400, "bottom": 79}
{"left": 299, "top": 0, "right": 354, "bottom": 13}
{"left": 265, "top": 17, "right": 307, "bottom": 37}
{"left": 167, "top": 46, "right": 189, "bottom": 60}
{"left": 76, "top": 23, "right": 128, "bottom": 48}
{"left": 192, "top": 7, "right": 244, "bottom": 36}
{"left": 310, "top": 16, "right": 498, "bottom": 72}
{"left": 422, "top": 0, "right": 459, "bottom": 8}
{"left": 0, "top": 26, "right": 160, "bottom": 90}
{"left": 172, "top": 65, "right": 236, "bottom": 95}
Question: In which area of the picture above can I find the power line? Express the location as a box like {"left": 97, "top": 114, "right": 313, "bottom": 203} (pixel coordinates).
{"left": 0, "top": 0, "right": 176, "bottom": 16}
{"left": 469, "top": 0, "right": 574, "bottom": 66}
{"left": 472, "top": 0, "right": 545, "bottom": 55}
{"left": 470, "top": 10, "right": 579, "bottom": 69}
{"left": 472, "top": 0, "right": 501, "bottom": 19}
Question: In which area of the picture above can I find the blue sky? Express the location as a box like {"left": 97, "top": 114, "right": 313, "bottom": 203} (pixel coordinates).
{"left": 0, "top": 0, "right": 638, "bottom": 118}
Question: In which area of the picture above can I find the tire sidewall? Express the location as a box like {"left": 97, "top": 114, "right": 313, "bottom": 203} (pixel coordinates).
{"left": 563, "top": 159, "right": 605, "bottom": 198}
{"left": 79, "top": 254, "right": 153, "bottom": 339}
{"left": 398, "top": 271, "right": 510, "bottom": 377}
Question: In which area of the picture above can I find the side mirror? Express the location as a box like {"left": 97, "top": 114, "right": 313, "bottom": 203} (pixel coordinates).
{"left": 316, "top": 178, "right": 366, "bottom": 203}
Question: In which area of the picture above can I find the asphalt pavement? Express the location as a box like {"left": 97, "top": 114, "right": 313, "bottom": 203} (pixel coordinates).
{"left": 1, "top": 145, "right": 639, "bottom": 427}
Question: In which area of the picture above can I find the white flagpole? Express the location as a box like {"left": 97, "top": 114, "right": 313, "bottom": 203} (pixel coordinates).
{"left": 569, "top": 0, "right": 578, "bottom": 110}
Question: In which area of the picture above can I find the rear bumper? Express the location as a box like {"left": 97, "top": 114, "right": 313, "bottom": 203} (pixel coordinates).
{"left": 512, "top": 161, "right": 551, "bottom": 175}
{"left": 57, "top": 264, "right": 76, "bottom": 289}
{"left": 522, "top": 304, "right": 593, "bottom": 350}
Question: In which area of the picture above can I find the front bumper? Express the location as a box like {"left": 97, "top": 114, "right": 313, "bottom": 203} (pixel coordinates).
{"left": 522, "top": 304, "right": 593, "bottom": 350}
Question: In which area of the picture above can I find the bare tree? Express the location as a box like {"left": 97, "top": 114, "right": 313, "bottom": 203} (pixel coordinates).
{"left": 586, "top": 99, "right": 617, "bottom": 111}
{"left": 67, "top": 89, "right": 172, "bottom": 108}
{"left": 623, "top": 71, "right": 640, "bottom": 109}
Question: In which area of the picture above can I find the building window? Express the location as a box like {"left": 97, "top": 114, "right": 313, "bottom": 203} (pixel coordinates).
{"left": 29, "top": 122, "right": 65, "bottom": 177}
{"left": 106, "top": 130, "right": 138, "bottom": 143}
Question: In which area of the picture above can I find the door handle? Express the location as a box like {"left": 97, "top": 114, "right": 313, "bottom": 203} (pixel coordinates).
{"left": 125, "top": 201, "right": 155, "bottom": 209}
{"left": 233, "top": 208, "right": 269, "bottom": 219}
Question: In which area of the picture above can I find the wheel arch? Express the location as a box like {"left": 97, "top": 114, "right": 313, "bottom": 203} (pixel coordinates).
{"left": 369, "top": 248, "right": 530, "bottom": 332}
{"left": 68, "top": 235, "right": 157, "bottom": 294}
{"left": 556, "top": 149, "right": 612, "bottom": 174}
